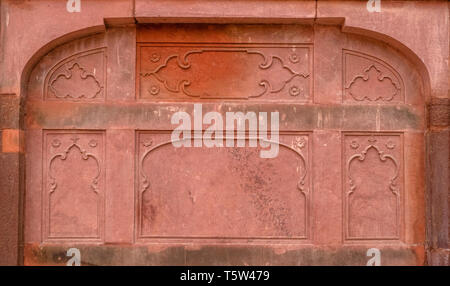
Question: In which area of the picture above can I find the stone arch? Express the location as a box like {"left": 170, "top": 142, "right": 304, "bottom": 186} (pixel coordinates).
{"left": 20, "top": 20, "right": 432, "bottom": 265}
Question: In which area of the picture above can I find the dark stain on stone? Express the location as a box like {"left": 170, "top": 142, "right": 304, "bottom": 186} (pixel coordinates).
{"left": 27, "top": 102, "right": 423, "bottom": 131}
{"left": 24, "top": 244, "right": 422, "bottom": 266}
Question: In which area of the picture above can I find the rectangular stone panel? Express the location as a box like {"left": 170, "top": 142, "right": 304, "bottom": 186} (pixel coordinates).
{"left": 42, "top": 130, "right": 105, "bottom": 242}
{"left": 343, "top": 133, "right": 404, "bottom": 241}
{"left": 137, "top": 44, "right": 312, "bottom": 101}
{"left": 136, "top": 131, "right": 311, "bottom": 242}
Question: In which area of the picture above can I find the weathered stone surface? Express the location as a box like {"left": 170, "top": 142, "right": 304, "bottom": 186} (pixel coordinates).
{"left": 20, "top": 23, "right": 429, "bottom": 266}
{"left": 23, "top": 244, "right": 424, "bottom": 266}
{"left": 0, "top": 0, "right": 448, "bottom": 266}
{"left": 0, "top": 153, "right": 20, "bottom": 265}
{"left": 427, "top": 130, "right": 449, "bottom": 250}
{"left": 135, "top": 0, "right": 316, "bottom": 24}
{"left": 428, "top": 248, "right": 450, "bottom": 266}
{"left": 429, "top": 98, "right": 450, "bottom": 127}
{"left": 1, "top": 129, "right": 22, "bottom": 153}
{"left": 0, "top": 94, "right": 20, "bottom": 129}
{"left": 24, "top": 102, "right": 425, "bottom": 131}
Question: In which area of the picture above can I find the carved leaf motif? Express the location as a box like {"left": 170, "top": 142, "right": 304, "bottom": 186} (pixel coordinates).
{"left": 49, "top": 63, "right": 103, "bottom": 99}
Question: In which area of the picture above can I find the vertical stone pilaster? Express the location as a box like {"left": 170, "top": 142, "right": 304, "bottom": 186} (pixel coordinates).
{"left": 0, "top": 93, "right": 23, "bottom": 265}
{"left": 427, "top": 98, "right": 450, "bottom": 265}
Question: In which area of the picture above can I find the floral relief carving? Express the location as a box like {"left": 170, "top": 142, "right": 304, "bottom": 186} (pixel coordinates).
{"left": 343, "top": 50, "right": 404, "bottom": 103}
{"left": 44, "top": 48, "right": 106, "bottom": 101}
{"left": 139, "top": 45, "right": 312, "bottom": 100}
{"left": 346, "top": 65, "right": 401, "bottom": 101}
{"left": 49, "top": 63, "right": 103, "bottom": 99}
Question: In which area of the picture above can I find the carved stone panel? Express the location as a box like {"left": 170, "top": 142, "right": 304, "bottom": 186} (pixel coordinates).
{"left": 138, "top": 44, "right": 312, "bottom": 101}
{"left": 22, "top": 23, "right": 427, "bottom": 265}
{"left": 343, "top": 50, "right": 404, "bottom": 103}
{"left": 343, "top": 133, "right": 403, "bottom": 241}
{"left": 44, "top": 48, "right": 106, "bottom": 101}
{"left": 136, "top": 132, "right": 311, "bottom": 241}
{"left": 43, "top": 131, "right": 105, "bottom": 242}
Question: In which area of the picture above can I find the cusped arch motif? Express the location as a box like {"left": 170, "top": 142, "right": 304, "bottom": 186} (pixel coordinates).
{"left": 43, "top": 131, "right": 105, "bottom": 242}
{"left": 139, "top": 136, "right": 309, "bottom": 196}
{"left": 48, "top": 137, "right": 101, "bottom": 194}
{"left": 344, "top": 134, "right": 403, "bottom": 241}
{"left": 136, "top": 132, "right": 311, "bottom": 241}
{"left": 347, "top": 141, "right": 400, "bottom": 197}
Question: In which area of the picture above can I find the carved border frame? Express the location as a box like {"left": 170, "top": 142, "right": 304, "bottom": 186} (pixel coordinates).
{"left": 342, "top": 132, "right": 405, "bottom": 244}
{"left": 41, "top": 130, "right": 106, "bottom": 244}
{"left": 134, "top": 130, "right": 313, "bottom": 244}
{"left": 136, "top": 43, "right": 314, "bottom": 102}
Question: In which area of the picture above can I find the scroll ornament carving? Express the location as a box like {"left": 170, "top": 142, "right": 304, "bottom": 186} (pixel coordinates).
{"left": 141, "top": 48, "right": 310, "bottom": 99}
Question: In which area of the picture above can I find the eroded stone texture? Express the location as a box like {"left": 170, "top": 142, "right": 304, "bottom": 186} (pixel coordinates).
{"left": 0, "top": 153, "right": 20, "bottom": 265}
{"left": 0, "top": 94, "right": 20, "bottom": 129}
{"left": 429, "top": 98, "right": 450, "bottom": 127}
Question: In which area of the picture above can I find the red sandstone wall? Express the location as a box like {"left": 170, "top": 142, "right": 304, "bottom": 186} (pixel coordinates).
{"left": 0, "top": 0, "right": 448, "bottom": 266}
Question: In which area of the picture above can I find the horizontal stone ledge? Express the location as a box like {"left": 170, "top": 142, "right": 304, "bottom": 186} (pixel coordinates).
{"left": 26, "top": 102, "right": 425, "bottom": 131}
{"left": 24, "top": 243, "right": 424, "bottom": 266}
{"left": 134, "top": 0, "right": 316, "bottom": 24}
